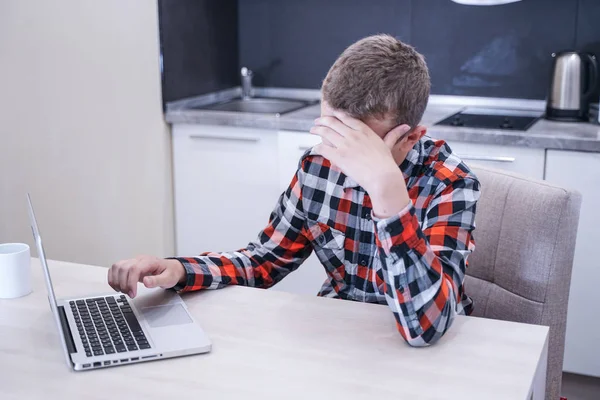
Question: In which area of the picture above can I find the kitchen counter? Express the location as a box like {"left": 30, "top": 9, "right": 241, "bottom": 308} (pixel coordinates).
{"left": 166, "top": 88, "right": 600, "bottom": 152}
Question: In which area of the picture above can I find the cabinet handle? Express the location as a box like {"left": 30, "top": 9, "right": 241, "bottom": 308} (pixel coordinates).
{"left": 458, "top": 155, "right": 516, "bottom": 163}
{"left": 189, "top": 134, "right": 260, "bottom": 143}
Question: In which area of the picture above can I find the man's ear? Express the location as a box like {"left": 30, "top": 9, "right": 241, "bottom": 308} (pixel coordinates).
{"left": 401, "top": 125, "right": 427, "bottom": 151}
{"left": 383, "top": 124, "right": 411, "bottom": 149}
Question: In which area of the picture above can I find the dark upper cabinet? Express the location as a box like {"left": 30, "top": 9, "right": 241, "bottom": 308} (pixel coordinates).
{"left": 410, "top": 0, "right": 578, "bottom": 99}
{"left": 238, "top": 0, "right": 411, "bottom": 89}
{"left": 159, "top": 0, "right": 239, "bottom": 103}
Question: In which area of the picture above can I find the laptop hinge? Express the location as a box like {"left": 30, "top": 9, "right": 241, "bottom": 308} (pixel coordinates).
{"left": 57, "top": 305, "right": 76, "bottom": 354}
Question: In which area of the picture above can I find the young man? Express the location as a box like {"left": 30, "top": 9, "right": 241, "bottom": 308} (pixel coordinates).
{"left": 108, "top": 34, "right": 480, "bottom": 346}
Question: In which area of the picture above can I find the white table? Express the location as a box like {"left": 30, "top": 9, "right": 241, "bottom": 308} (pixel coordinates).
{"left": 0, "top": 259, "right": 548, "bottom": 399}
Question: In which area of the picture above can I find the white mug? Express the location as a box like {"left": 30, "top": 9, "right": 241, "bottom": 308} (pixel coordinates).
{"left": 0, "top": 243, "right": 32, "bottom": 299}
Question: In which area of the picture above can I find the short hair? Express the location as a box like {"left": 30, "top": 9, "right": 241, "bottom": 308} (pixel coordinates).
{"left": 322, "top": 34, "right": 430, "bottom": 128}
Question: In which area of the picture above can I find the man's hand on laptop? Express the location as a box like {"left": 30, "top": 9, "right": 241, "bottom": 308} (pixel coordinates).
{"left": 108, "top": 256, "right": 186, "bottom": 298}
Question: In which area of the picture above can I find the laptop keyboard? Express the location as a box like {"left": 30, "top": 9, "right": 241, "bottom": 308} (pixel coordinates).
{"left": 69, "top": 295, "right": 151, "bottom": 357}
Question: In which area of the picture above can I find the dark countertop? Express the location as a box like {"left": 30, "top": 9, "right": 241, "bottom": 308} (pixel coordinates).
{"left": 166, "top": 88, "right": 600, "bottom": 152}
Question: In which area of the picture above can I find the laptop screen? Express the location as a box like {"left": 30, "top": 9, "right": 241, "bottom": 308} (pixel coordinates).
{"left": 27, "top": 193, "right": 73, "bottom": 367}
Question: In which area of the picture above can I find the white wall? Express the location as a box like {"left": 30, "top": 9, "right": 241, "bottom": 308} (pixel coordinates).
{"left": 0, "top": 0, "right": 174, "bottom": 268}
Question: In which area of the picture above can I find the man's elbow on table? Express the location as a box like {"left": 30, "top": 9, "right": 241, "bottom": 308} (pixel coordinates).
{"left": 394, "top": 304, "right": 457, "bottom": 347}
{"left": 395, "top": 322, "right": 451, "bottom": 347}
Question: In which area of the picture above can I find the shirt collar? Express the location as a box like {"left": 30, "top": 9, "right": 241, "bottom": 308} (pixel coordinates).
{"left": 342, "top": 175, "right": 360, "bottom": 189}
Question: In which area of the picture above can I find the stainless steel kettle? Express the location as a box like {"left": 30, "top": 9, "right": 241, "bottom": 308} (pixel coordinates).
{"left": 546, "top": 51, "right": 598, "bottom": 121}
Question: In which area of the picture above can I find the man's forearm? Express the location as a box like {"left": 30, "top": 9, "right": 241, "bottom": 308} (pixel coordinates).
{"left": 172, "top": 166, "right": 313, "bottom": 292}
{"left": 374, "top": 204, "right": 459, "bottom": 346}
{"left": 368, "top": 168, "right": 411, "bottom": 219}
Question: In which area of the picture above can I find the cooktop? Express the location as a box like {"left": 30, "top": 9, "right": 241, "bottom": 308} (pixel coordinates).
{"left": 435, "top": 107, "right": 542, "bottom": 131}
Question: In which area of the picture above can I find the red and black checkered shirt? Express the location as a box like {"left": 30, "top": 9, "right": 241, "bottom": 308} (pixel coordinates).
{"left": 175, "top": 137, "right": 480, "bottom": 346}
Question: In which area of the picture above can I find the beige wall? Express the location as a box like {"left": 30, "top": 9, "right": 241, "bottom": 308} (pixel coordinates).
{"left": 0, "top": 0, "right": 174, "bottom": 268}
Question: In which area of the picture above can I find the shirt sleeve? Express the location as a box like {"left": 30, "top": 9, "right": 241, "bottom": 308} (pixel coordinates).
{"left": 373, "top": 176, "right": 480, "bottom": 347}
{"left": 172, "top": 165, "right": 313, "bottom": 291}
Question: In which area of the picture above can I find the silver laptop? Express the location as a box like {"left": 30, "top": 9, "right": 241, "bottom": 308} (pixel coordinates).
{"left": 27, "top": 194, "right": 211, "bottom": 371}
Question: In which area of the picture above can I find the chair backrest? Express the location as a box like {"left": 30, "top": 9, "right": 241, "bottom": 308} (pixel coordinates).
{"left": 467, "top": 165, "right": 582, "bottom": 400}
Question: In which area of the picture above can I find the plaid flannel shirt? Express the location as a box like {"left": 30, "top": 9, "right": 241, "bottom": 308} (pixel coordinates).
{"left": 175, "top": 137, "right": 480, "bottom": 346}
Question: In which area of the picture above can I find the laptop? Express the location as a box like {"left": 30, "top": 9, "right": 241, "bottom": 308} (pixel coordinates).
{"left": 27, "top": 194, "right": 212, "bottom": 371}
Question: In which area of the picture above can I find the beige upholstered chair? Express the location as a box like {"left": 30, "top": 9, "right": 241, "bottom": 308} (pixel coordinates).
{"left": 466, "top": 165, "right": 582, "bottom": 400}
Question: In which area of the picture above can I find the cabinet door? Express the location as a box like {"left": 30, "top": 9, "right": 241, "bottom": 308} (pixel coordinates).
{"left": 446, "top": 141, "right": 546, "bottom": 180}
{"left": 545, "top": 150, "right": 600, "bottom": 376}
{"left": 273, "top": 130, "right": 327, "bottom": 295}
{"left": 172, "top": 125, "right": 279, "bottom": 255}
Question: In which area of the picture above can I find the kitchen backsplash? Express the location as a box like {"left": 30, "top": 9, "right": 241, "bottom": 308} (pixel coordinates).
{"left": 239, "top": 0, "right": 600, "bottom": 100}
{"left": 160, "top": 0, "right": 600, "bottom": 102}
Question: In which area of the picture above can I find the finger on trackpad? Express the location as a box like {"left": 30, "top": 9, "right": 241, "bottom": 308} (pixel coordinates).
{"left": 141, "top": 304, "right": 192, "bottom": 328}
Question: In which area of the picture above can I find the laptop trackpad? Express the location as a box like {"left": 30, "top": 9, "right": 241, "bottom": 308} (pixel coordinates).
{"left": 141, "top": 304, "right": 192, "bottom": 328}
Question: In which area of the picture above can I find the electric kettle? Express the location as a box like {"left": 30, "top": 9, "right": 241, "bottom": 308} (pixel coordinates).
{"left": 546, "top": 51, "right": 598, "bottom": 121}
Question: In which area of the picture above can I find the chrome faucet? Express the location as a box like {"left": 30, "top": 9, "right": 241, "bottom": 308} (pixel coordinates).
{"left": 241, "top": 67, "right": 254, "bottom": 100}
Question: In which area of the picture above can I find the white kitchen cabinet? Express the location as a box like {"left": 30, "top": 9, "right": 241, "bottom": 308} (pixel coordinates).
{"left": 274, "top": 130, "right": 327, "bottom": 295}
{"left": 545, "top": 150, "right": 600, "bottom": 377}
{"left": 446, "top": 141, "right": 546, "bottom": 180}
{"left": 277, "top": 130, "right": 321, "bottom": 191}
{"left": 172, "top": 124, "right": 280, "bottom": 256}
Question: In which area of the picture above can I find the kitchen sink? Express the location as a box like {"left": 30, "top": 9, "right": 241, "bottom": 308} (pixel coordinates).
{"left": 191, "top": 97, "right": 316, "bottom": 115}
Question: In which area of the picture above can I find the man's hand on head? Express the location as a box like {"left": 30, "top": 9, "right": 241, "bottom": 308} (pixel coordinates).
{"left": 107, "top": 256, "right": 186, "bottom": 298}
{"left": 310, "top": 111, "right": 412, "bottom": 218}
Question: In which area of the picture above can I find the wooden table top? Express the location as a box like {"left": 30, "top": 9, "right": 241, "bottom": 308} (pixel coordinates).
{"left": 0, "top": 258, "right": 548, "bottom": 399}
